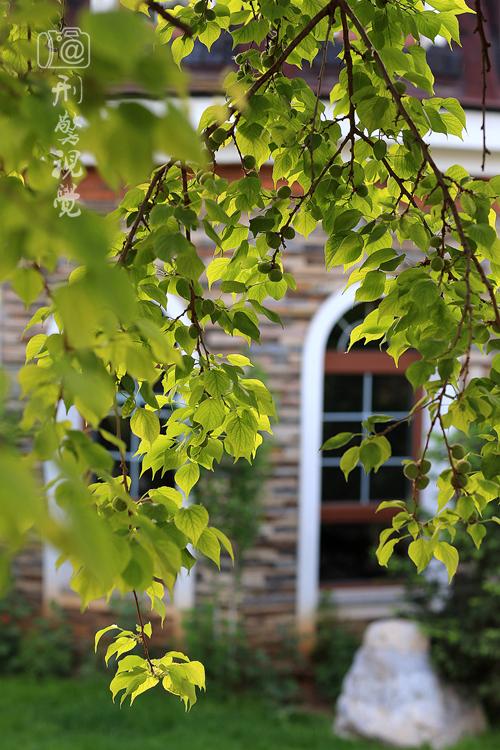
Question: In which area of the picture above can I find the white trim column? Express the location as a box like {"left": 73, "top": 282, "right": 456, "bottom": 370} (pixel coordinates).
{"left": 296, "top": 286, "right": 358, "bottom": 628}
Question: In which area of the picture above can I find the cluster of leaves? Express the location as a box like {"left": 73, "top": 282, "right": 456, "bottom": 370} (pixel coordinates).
{"left": 0, "top": 0, "right": 498, "bottom": 704}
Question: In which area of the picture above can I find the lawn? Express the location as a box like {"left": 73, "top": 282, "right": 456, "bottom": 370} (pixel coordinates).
{"left": 0, "top": 677, "right": 498, "bottom": 750}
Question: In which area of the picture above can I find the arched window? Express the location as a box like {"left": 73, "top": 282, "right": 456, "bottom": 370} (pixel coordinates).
{"left": 297, "top": 289, "right": 423, "bottom": 625}
{"left": 319, "top": 302, "right": 420, "bottom": 585}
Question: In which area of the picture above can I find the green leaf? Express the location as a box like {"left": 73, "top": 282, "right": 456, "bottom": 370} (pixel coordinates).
{"left": 408, "top": 538, "right": 433, "bottom": 573}
{"left": 95, "top": 624, "right": 120, "bottom": 652}
{"left": 355, "top": 271, "right": 386, "bottom": 302}
{"left": 174, "top": 504, "right": 209, "bottom": 544}
{"left": 434, "top": 541, "right": 459, "bottom": 582}
{"left": 233, "top": 311, "right": 260, "bottom": 342}
{"left": 340, "top": 446, "right": 360, "bottom": 480}
{"left": 467, "top": 523, "right": 486, "bottom": 550}
{"left": 11, "top": 267, "right": 44, "bottom": 306}
{"left": 224, "top": 410, "right": 258, "bottom": 460}
{"left": 131, "top": 408, "right": 160, "bottom": 446}
{"left": 194, "top": 398, "right": 226, "bottom": 431}
{"left": 376, "top": 537, "right": 399, "bottom": 567}
{"left": 196, "top": 527, "right": 221, "bottom": 567}
{"left": 321, "top": 432, "right": 354, "bottom": 451}
{"left": 174, "top": 462, "right": 200, "bottom": 497}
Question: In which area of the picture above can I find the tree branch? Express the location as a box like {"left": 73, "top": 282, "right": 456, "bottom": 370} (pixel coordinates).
{"left": 207, "top": 0, "right": 340, "bottom": 140}
{"left": 473, "top": 0, "right": 491, "bottom": 172}
{"left": 146, "top": 1, "right": 193, "bottom": 37}
{"left": 118, "top": 162, "right": 172, "bottom": 265}
{"left": 340, "top": 0, "right": 500, "bottom": 329}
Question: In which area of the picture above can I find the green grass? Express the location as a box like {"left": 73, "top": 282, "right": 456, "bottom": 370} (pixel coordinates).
{"left": 0, "top": 677, "right": 498, "bottom": 750}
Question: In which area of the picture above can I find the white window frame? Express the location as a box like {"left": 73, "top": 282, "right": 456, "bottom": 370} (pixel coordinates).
{"left": 42, "top": 295, "right": 195, "bottom": 611}
{"left": 296, "top": 286, "right": 440, "bottom": 627}
{"left": 297, "top": 286, "right": 358, "bottom": 627}
{"left": 89, "top": 0, "right": 118, "bottom": 11}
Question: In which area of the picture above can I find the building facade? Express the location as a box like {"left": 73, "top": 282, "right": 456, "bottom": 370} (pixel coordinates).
{"left": 2, "top": 0, "right": 498, "bottom": 641}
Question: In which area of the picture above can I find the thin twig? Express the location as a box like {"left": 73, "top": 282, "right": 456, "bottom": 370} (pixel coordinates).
{"left": 146, "top": 0, "right": 193, "bottom": 36}
{"left": 473, "top": 0, "right": 491, "bottom": 172}
{"left": 118, "top": 162, "right": 172, "bottom": 264}
{"left": 340, "top": 0, "right": 500, "bottom": 329}
{"left": 133, "top": 590, "right": 154, "bottom": 673}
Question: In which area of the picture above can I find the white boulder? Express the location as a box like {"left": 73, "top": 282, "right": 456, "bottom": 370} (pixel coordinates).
{"left": 334, "top": 619, "right": 486, "bottom": 749}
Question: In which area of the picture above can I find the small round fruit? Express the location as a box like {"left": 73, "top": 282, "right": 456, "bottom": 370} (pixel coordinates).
{"left": 452, "top": 473, "right": 468, "bottom": 489}
{"left": 277, "top": 185, "right": 292, "bottom": 199}
{"left": 403, "top": 462, "right": 419, "bottom": 480}
{"left": 456, "top": 459, "right": 472, "bottom": 475}
{"left": 394, "top": 81, "right": 406, "bottom": 96}
{"left": 206, "top": 8, "right": 216, "bottom": 20}
{"left": 372, "top": 140, "right": 387, "bottom": 160}
{"left": 357, "top": 185, "right": 369, "bottom": 198}
{"left": 212, "top": 127, "right": 227, "bottom": 145}
{"left": 420, "top": 459, "right": 431, "bottom": 475}
{"left": 258, "top": 261, "right": 273, "bottom": 274}
{"left": 268, "top": 268, "right": 283, "bottom": 282}
{"left": 188, "top": 324, "right": 199, "bottom": 339}
{"left": 431, "top": 256, "right": 445, "bottom": 272}
{"left": 242, "top": 154, "right": 256, "bottom": 170}
{"left": 451, "top": 443, "right": 466, "bottom": 460}
{"left": 430, "top": 236, "right": 442, "bottom": 248}
{"left": 194, "top": 0, "right": 205, "bottom": 12}
{"left": 113, "top": 498, "right": 128, "bottom": 512}
{"left": 282, "top": 226, "right": 296, "bottom": 240}
{"left": 416, "top": 475, "right": 430, "bottom": 490}
{"left": 266, "top": 232, "right": 281, "bottom": 249}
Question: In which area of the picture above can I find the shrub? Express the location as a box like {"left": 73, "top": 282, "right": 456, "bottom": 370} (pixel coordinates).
{"left": 0, "top": 593, "right": 32, "bottom": 672}
{"left": 310, "top": 601, "right": 360, "bottom": 704}
{"left": 15, "top": 605, "right": 75, "bottom": 678}
{"left": 401, "top": 429, "right": 500, "bottom": 720}
{"left": 183, "top": 603, "right": 300, "bottom": 704}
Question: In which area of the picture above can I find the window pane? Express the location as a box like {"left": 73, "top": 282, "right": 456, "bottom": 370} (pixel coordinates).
{"left": 322, "top": 466, "right": 361, "bottom": 502}
{"left": 320, "top": 523, "right": 391, "bottom": 582}
{"left": 138, "top": 468, "right": 175, "bottom": 498}
{"left": 372, "top": 374, "right": 413, "bottom": 412}
{"left": 370, "top": 466, "right": 409, "bottom": 501}
{"left": 386, "top": 421, "right": 412, "bottom": 457}
{"left": 324, "top": 374, "right": 363, "bottom": 413}
{"left": 322, "top": 421, "right": 361, "bottom": 456}
{"left": 94, "top": 415, "right": 132, "bottom": 449}
{"left": 326, "top": 302, "right": 380, "bottom": 352}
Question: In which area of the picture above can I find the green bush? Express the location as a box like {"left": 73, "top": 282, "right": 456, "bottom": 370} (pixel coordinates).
{"left": 0, "top": 597, "right": 75, "bottom": 677}
{"left": 311, "top": 602, "right": 359, "bottom": 704}
{"left": 0, "top": 593, "right": 32, "bottom": 672}
{"left": 15, "top": 605, "right": 75, "bottom": 678}
{"left": 401, "top": 429, "right": 500, "bottom": 720}
{"left": 183, "top": 603, "right": 300, "bottom": 704}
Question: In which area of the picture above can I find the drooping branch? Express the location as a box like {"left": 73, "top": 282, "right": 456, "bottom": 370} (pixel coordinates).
{"left": 118, "top": 162, "right": 172, "bottom": 265}
{"left": 473, "top": 0, "right": 492, "bottom": 172}
{"left": 206, "top": 0, "right": 340, "bottom": 140}
{"left": 340, "top": 0, "right": 500, "bottom": 329}
{"left": 146, "top": 1, "right": 193, "bottom": 37}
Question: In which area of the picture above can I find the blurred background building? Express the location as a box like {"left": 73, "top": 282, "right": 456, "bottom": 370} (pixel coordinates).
{"left": 1, "top": 0, "right": 498, "bottom": 645}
